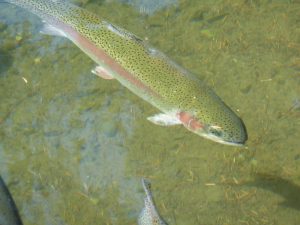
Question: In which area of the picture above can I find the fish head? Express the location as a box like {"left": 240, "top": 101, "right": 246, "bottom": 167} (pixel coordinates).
{"left": 178, "top": 110, "right": 247, "bottom": 146}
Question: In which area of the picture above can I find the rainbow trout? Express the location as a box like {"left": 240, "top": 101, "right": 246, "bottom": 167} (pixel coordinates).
{"left": 138, "top": 178, "right": 167, "bottom": 225}
{"left": 5, "top": 0, "right": 247, "bottom": 146}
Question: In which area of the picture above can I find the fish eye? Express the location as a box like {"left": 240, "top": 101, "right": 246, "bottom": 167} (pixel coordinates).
{"left": 208, "top": 126, "right": 223, "bottom": 138}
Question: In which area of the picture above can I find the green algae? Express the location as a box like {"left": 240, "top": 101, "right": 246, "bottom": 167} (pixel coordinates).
{"left": 0, "top": 0, "right": 300, "bottom": 225}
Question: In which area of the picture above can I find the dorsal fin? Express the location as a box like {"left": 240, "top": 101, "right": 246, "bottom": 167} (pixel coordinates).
{"left": 103, "top": 21, "right": 144, "bottom": 44}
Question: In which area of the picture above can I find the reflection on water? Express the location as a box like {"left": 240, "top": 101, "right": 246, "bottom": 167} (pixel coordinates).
{"left": 0, "top": 0, "right": 300, "bottom": 224}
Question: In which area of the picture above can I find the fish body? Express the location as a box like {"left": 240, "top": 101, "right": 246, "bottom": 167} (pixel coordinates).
{"left": 138, "top": 178, "right": 167, "bottom": 225}
{"left": 5, "top": 0, "right": 247, "bottom": 145}
{"left": 0, "top": 176, "right": 23, "bottom": 225}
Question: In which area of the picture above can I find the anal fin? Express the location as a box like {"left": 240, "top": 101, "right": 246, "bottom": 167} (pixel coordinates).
{"left": 91, "top": 65, "right": 115, "bottom": 80}
{"left": 40, "top": 23, "right": 67, "bottom": 37}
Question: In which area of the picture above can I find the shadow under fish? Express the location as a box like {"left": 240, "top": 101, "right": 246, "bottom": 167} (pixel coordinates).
{"left": 247, "top": 172, "right": 300, "bottom": 210}
{"left": 0, "top": 176, "right": 23, "bottom": 225}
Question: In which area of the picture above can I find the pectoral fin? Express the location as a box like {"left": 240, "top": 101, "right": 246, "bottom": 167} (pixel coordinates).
{"left": 147, "top": 113, "right": 181, "bottom": 126}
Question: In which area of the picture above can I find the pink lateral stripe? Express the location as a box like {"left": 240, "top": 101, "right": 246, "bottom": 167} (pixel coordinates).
{"left": 49, "top": 18, "right": 159, "bottom": 97}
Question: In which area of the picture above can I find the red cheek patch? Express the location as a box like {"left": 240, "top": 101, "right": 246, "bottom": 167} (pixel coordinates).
{"left": 177, "top": 112, "right": 204, "bottom": 131}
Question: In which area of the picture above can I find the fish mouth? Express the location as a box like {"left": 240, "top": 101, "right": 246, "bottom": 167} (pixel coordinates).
{"left": 207, "top": 120, "right": 248, "bottom": 146}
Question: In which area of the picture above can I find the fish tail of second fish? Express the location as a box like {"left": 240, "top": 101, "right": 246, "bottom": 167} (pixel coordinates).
{"left": 138, "top": 178, "right": 168, "bottom": 225}
{"left": 142, "top": 178, "right": 152, "bottom": 201}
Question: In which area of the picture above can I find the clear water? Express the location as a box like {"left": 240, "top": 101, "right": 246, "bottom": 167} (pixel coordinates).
{"left": 0, "top": 0, "right": 299, "bottom": 224}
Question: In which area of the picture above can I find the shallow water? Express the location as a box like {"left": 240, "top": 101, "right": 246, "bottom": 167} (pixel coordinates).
{"left": 0, "top": 0, "right": 299, "bottom": 224}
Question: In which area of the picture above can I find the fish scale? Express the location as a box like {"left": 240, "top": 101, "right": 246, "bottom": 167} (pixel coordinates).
{"left": 4, "top": 0, "right": 247, "bottom": 145}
